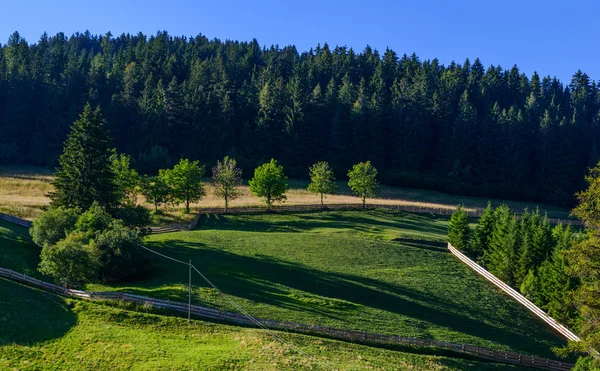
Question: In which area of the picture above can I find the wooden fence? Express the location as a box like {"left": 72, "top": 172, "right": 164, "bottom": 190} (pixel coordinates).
{"left": 0, "top": 267, "right": 573, "bottom": 371}
{"left": 447, "top": 243, "right": 580, "bottom": 342}
{"left": 0, "top": 212, "right": 32, "bottom": 228}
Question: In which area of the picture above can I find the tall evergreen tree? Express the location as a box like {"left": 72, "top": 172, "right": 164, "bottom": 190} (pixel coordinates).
{"left": 448, "top": 205, "right": 471, "bottom": 252}
{"left": 50, "top": 104, "right": 118, "bottom": 210}
{"left": 485, "top": 205, "right": 520, "bottom": 285}
{"left": 471, "top": 202, "right": 495, "bottom": 260}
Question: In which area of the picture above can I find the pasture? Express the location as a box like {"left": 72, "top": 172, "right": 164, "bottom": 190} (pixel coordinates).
{"left": 0, "top": 210, "right": 567, "bottom": 359}
{"left": 1, "top": 278, "right": 537, "bottom": 371}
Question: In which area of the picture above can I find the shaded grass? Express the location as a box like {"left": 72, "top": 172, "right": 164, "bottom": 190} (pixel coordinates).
{"left": 0, "top": 278, "right": 531, "bottom": 371}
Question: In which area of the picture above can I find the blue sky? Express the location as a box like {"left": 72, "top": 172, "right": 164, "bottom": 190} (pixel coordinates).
{"left": 1, "top": 0, "right": 597, "bottom": 84}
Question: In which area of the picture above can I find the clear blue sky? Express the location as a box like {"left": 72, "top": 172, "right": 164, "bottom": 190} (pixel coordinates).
{"left": 2, "top": 0, "right": 598, "bottom": 84}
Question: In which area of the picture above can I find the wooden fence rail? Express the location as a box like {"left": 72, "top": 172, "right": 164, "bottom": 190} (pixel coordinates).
{"left": 0, "top": 212, "right": 32, "bottom": 228}
{"left": 447, "top": 243, "right": 580, "bottom": 342}
{"left": 0, "top": 267, "right": 573, "bottom": 371}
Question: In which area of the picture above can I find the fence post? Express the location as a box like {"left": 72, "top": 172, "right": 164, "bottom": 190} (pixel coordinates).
{"left": 188, "top": 260, "right": 192, "bottom": 322}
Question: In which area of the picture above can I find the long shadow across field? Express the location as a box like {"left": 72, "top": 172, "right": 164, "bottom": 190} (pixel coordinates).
{"left": 136, "top": 239, "right": 564, "bottom": 357}
{"left": 196, "top": 211, "right": 449, "bottom": 239}
{"left": 0, "top": 278, "right": 76, "bottom": 345}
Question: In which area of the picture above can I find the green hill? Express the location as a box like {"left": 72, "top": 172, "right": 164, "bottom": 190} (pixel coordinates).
{"left": 1, "top": 277, "right": 533, "bottom": 370}
{"left": 0, "top": 210, "right": 568, "bottom": 359}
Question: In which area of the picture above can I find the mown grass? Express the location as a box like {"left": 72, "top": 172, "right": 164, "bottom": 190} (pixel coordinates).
{"left": 0, "top": 278, "right": 533, "bottom": 371}
{"left": 0, "top": 210, "right": 567, "bottom": 359}
{"left": 0, "top": 165, "right": 571, "bottom": 223}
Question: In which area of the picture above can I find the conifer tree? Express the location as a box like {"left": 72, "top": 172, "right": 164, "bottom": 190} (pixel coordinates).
{"left": 485, "top": 205, "right": 520, "bottom": 285}
{"left": 448, "top": 205, "right": 471, "bottom": 252}
{"left": 471, "top": 202, "right": 495, "bottom": 260}
{"left": 50, "top": 104, "right": 118, "bottom": 211}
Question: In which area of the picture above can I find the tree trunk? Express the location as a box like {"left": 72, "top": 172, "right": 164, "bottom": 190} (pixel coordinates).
{"left": 362, "top": 195, "right": 366, "bottom": 209}
{"left": 186, "top": 199, "right": 190, "bottom": 213}
{"left": 320, "top": 193, "right": 324, "bottom": 209}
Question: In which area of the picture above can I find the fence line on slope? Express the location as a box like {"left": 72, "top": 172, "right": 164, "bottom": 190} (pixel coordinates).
{"left": 0, "top": 266, "right": 573, "bottom": 371}
{"left": 447, "top": 243, "right": 580, "bottom": 342}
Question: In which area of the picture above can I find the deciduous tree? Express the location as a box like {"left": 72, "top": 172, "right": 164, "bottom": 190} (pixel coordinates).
{"left": 161, "top": 159, "right": 206, "bottom": 213}
{"left": 212, "top": 156, "right": 242, "bottom": 212}
{"left": 347, "top": 161, "right": 378, "bottom": 209}
{"left": 307, "top": 161, "right": 337, "bottom": 208}
{"left": 249, "top": 159, "right": 288, "bottom": 210}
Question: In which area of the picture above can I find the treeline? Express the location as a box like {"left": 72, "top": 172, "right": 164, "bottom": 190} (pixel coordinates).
{"left": 449, "top": 166, "right": 600, "bottom": 370}
{"left": 1, "top": 31, "right": 600, "bottom": 205}
{"left": 449, "top": 205, "right": 579, "bottom": 326}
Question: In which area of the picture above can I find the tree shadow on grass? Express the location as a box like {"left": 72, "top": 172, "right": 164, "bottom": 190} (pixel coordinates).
{"left": 123, "top": 239, "right": 564, "bottom": 358}
{"left": 194, "top": 211, "right": 449, "bottom": 238}
{"left": 0, "top": 277, "right": 76, "bottom": 346}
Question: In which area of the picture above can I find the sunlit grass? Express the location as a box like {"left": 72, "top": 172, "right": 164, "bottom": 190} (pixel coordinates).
{"left": 0, "top": 278, "right": 531, "bottom": 370}
{"left": 0, "top": 211, "right": 566, "bottom": 358}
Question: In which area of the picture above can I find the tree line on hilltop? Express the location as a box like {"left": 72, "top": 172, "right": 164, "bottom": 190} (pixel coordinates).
{"left": 1, "top": 31, "right": 599, "bottom": 206}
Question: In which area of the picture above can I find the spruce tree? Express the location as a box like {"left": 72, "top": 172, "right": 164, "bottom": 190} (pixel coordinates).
{"left": 50, "top": 104, "right": 118, "bottom": 211}
{"left": 471, "top": 202, "right": 495, "bottom": 260}
{"left": 447, "top": 205, "right": 471, "bottom": 252}
{"left": 485, "top": 205, "right": 520, "bottom": 285}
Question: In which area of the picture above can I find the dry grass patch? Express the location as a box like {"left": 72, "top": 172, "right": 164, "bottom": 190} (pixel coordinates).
{"left": 0, "top": 165, "right": 571, "bottom": 223}
{"left": 0, "top": 166, "right": 53, "bottom": 220}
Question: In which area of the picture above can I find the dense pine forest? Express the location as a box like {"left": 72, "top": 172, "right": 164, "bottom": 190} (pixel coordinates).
{"left": 1, "top": 30, "right": 599, "bottom": 206}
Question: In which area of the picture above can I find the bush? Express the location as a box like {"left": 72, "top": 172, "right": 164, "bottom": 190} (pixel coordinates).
{"left": 91, "top": 220, "right": 148, "bottom": 282}
{"left": 30, "top": 206, "right": 79, "bottom": 247}
{"left": 117, "top": 204, "right": 152, "bottom": 230}
{"left": 38, "top": 232, "right": 98, "bottom": 288}
{"left": 75, "top": 202, "right": 113, "bottom": 234}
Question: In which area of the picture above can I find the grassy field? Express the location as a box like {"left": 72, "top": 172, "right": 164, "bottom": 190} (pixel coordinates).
{"left": 0, "top": 211, "right": 567, "bottom": 359}
{"left": 0, "top": 278, "right": 535, "bottom": 371}
{"left": 0, "top": 165, "right": 572, "bottom": 223}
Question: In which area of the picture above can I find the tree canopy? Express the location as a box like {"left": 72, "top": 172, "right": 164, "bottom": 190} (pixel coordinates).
{"left": 307, "top": 161, "right": 337, "bottom": 208}
{"left": 248, "top": 159, "right": 288, "bottom": 210}
{"left": 1, "top": 31, "right": 599, "bottom": 206}
{"left": 347, "top": 161, "right": 378, "bottom": 208}
{"left": 212, "top": 156, "right": 242, "bottom": 212}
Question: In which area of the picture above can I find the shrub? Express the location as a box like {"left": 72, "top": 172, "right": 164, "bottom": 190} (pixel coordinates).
{"left": 30, "top": 206, "right": 80, "bottom": 247}
{"left": 38, "top": 232, "right": 98, "bottom": 288}
{"left": 75, "top": 202, "right": 113, "bottom": 234}
{"left": 90, "top": 220, "right": 148, "bottom": 282}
